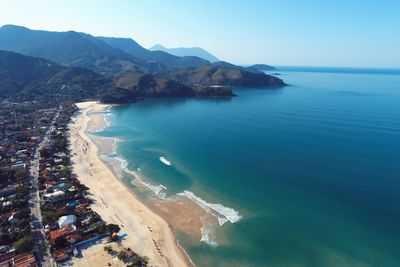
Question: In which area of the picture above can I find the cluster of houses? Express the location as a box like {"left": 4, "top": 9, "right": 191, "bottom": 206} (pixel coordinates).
{"left": 1, "top": 101, "right": 127, "bottom": 266}
{"left": 36, "top": 106, "right": 118, "bottom": 263}
{"left": 0, "top": 102, "right": 57, "bottom": 267}
{"left": 0, "top": 103, "right": 57, "bottom": 169}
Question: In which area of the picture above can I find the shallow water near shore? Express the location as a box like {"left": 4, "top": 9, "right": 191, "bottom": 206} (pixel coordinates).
{"left": 90, "top": 68, "right": 400, "bottom": 266}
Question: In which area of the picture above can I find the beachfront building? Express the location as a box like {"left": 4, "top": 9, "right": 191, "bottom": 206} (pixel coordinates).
{"left": 44, "top": 190, "right": 65, "bottom": 203}
{"left": 58, "top": 215, "right": 77, "bottom": 228}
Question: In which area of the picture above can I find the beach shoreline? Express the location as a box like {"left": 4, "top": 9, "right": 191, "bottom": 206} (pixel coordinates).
{"left": 69, "top": 101, "right": 194, "bottom": 267}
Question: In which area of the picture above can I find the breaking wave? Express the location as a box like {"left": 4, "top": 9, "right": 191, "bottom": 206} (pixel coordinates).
{"left": 113, "top": 156, "right": 167, "bottom": 198}
{"left": 177, "top": 190, "right": 242, "bottom": 225}
{"left": 200, "top": 218, "right": 218, "bottom": 246}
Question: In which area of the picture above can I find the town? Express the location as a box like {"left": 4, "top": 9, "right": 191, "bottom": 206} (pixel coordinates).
{"left": 0, "top": 100, "right": 148, "bottom": 267}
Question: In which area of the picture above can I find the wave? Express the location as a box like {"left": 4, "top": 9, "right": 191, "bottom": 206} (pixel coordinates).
{"left": 200, "top": 217, "right": 218, "bottom": 246}
{"left": 109, "top": 138, "right": 121, "bottom": 156}
{"left": 159, "top": 156, "right": 172, "bottom": 166}
{"left": 178, "top": 190, "right": 242, "bottom": 225}
{"left": 87, "top": 112, "right": 112, "bottom": 133}
{"left": 113, "top": 156, "right": 167, "bottom": 198}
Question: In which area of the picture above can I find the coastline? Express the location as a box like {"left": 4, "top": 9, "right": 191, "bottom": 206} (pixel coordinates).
{"left": 69, "top": 101, "right": 193, "bottom": 267}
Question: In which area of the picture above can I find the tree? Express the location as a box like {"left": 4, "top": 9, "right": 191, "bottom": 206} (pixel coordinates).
{"left": 42, "top": 210, "right": 58, "bottom": 225}
{"left": 14, "top": 168, "right": 29, "bottom": 182}
{"left": 52, "top": 236, "right": 68, "bottom": 249}
{"left": 106, "top": 223, "right": 120, "bottom": 233}
{"left": 15, "top": 207, "right": 30, "bottom": 219}
{"left": 0, "top": 168, "right": 16, "bottom": 184}
{"left": 117, "top": 250, "right": 128, "bottom": 261}
{"left": 16, "top": 184, "right": 30, "bottom": 198}
{"left": 103, "top": 245, "right": 113, "bottom": 253}
{"left": 15, "top": 235, "right": 33, "bottom": 253}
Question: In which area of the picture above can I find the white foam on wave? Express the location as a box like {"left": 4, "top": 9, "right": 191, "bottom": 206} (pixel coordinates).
{"left": 88, "top": 112, "right": 112, "bottom": 133}
{"left": 104, "top": 113, "right": 112, "bottom": 127}
{"left": 159, "top": 156, "right": 172, "bottom": 166}
{"left": 113, "top": 156, "right": 167, "bottom": 198}
{"left": 200, "top": 218, "right": 218, "bottom": 247}
{"left": 218, "top": 218, "right": 228, "bottom": 226}
{"left": 108, "top": 138, "right": 121, "bottom": 156}
{"left": 177, "top": 190, "right": 242, "bottom": 225}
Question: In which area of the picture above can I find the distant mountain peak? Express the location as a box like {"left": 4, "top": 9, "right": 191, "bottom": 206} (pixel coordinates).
{"left": 150, "top": 43, "right": 166, "bottom": 50}
{"left": 0, "top": 24, "right": 30, "bottom": 31}
{"left": 149, "top": 44, "right": 219, "bottom": 62}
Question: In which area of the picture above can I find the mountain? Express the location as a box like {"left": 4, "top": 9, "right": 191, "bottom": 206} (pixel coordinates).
{"left": 0, "top": 50, "right": 119, "bottom": 102}
{"left": 248, "top": 64, "right": 276, "bottom": 71}
{"left": 150, "top": 44, "right": 219, "bottom": 62}
{"left": 0, "top": 25, "right": 150, "bottom": 75}
{"left": 160, "top": 65, "right": 286, "bottom": 87}
{"left": 211, "top": 61, "right": 264, "bottom": 74}
{"left": 0, "top": 50, "right": 234, "bottom": 103}
{"left": 97, "top": 37, "right": 209, "bottom": 70}
{"left": 112, "top": 72, "right": 234, "bottom": 98}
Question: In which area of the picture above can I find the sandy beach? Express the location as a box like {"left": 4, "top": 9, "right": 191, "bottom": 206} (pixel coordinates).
{"left": 69, "top": 101, "right": 193, "bottom": 267}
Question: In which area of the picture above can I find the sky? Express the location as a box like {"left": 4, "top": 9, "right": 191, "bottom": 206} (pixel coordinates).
{"left": 1, "top": 0, "right": 399, "bottom": 67}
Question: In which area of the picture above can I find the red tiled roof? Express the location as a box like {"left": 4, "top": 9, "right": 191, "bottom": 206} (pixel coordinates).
{"left": 0, "top": 252, "right": 37, "bottom": 267}
{"left": 49, "top": 225, "right": 75, "bottom": 240}
{"left": 65, "top": 232, "right": 82, "bottom": 243}
{"left": 55, "top": 253, "right": 69, "bottom": 261}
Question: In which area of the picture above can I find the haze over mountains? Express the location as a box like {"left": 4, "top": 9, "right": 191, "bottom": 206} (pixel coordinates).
{"left": 0, "top": 24, "right": 209, "bottom": 75}
{"left": 0, "top": 24, "right": 285, "bottom": 103}
{"left": 149, "top": 44, "right": 219, "bottom": 63}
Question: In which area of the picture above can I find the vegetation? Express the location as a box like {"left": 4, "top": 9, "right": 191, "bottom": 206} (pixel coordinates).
{"left": 15, "top": 235, "right": 33, "bottom": 253}
{"left": 117, "top": 250, "right": 129, "bottom": 261}
{"left": 104, "top": 245, "right": 113, "bottom": 253}
{"left": 106, "top": 223, "right": 121, "bottom": 233}
{"left": 129, "top": 255, "right": 149, "bottom": 267}
{"left": 160, "top": 64, "right": 286, "bottom": 87}
{"left": 0, "top": 25, "right": 208, "bottom": 75}
{"left": 0, "top": 50, "right": 116, "bottom": 102}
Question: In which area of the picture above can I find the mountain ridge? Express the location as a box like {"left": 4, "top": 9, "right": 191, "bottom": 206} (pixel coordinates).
{"left": 149, "top": 43, "right": 219, "bottom": 62}
{"left": 0, "top": 50, "right": 235, "bottom": 103}
{"left": 97, "top": 37, "right": 209, "bottom": 70}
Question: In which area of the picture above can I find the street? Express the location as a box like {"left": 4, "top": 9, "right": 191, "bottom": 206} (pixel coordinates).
{"left": 28, "top": 108, "right": 60, "bottom": 267}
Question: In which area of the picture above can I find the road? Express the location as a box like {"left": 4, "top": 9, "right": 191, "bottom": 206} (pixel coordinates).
{"left": 29, "top": 108, "right": 60, "bottom": 267}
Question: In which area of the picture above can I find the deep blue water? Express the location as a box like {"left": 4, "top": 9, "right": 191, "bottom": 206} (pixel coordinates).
{"left": 99, "top": 68, "right": 400, "bottom": 267}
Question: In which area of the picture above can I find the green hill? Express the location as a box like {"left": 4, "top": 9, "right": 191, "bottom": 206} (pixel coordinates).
{"left": 160, "top": 65, "right": 286, "bottom": 87}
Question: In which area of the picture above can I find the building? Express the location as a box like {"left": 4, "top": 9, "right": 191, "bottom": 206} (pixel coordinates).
{"left": 58, "top": 215, "right": 77, "bottom": 228}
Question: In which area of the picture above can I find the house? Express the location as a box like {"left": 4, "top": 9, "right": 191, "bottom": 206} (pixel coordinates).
{"left": 0, "top": 245, "right": 11, "bottom": 254}
{"left": 8, "top": 214, "right": 19, "bottom": 225}
{"left": 0, "top": 187, "right": 16, "bottom": 198}
{"left": 58, "top": 215, "right": 77, "bottom": 228}
{"left": 44, "top": 181, "right": 57, "bottom": 188}
{"left": 11, "top": 163, "right": 26, "bottom": 169}
{"left": 44, "top": 190, "right": 65, "bottom": 203}
{"left": 53, "top": 158, "right": 63, "bottom": 164}
{"left": 55, "top": 252, "right": 69, "bottom": 262}
{"left": 49, "top": 224, "right": 76, "bottom": 240}
{"left": 3, "top": 252, "right": 37, "bottom": 267}
{"left": 2, "top": 201, "right": 12, "bottom": 208}
{"left": 65, "top": 232, "right": 82, "bottom": 244}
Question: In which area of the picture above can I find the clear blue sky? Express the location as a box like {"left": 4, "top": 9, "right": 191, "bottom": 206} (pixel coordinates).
{"left": 1, "top": 0, "right": 399, "bottom": 67}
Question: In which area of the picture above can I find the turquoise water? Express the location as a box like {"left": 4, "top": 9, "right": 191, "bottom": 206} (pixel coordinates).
{"left": 97, "top": 68, "right": 400, "bottom": 267}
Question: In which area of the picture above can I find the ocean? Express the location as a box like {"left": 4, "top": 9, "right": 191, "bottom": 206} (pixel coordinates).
{"left": 92, "top": 67, "right": 400, "bottom": 267}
